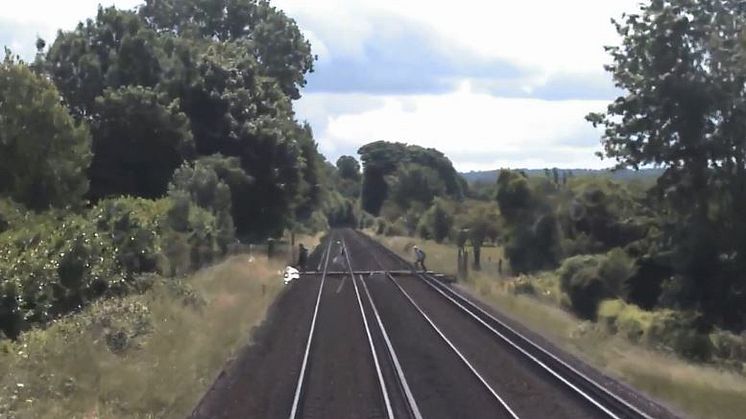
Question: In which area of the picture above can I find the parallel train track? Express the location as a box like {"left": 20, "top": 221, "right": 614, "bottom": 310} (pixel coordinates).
{"left": 351, "top": 229, "right": 653, "bottom": 419}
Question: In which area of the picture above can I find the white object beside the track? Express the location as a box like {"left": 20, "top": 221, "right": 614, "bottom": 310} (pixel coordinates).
{"left": 283, "top": 266, "right": 300, "bottom": 284}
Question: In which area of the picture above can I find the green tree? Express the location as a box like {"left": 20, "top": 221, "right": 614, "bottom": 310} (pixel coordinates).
{"left": 359, "top": 141, "right": 405, "bottom": 215}
{"left": 42, "top": 3, "right": 321, "bottom": 239}
{"left": 169, "top": 160, "right": 235, "bottom": 252}
{"left": 497, "top": 170, "right": 561, "bottom": 273}
{"left": 88, "top": 86, "right": 195, "bottom": 200}
{"left": 0, "top": 54, "right": 91, "bottom": 210}
{"left": 358, "top": 141, "right": 464, "bottom": 215}
{"left": 496, "top": 170, "right": 534, "bottom": 224}
{"left": 337, "top": 155, "right": 361, "bottom": 180}
{"left": 587, "top": 0, "right": 746, "bottom": 328}
{"left": 390, "top": 163, "right": 446, "bottom": 210}
{"left": 139, "top": 0, "right": 314, "bottom": 99}
{"left": 457, "top": 202, "right": 500, "bottom": 270}
{"left": 293, "top": 124, "right": 324, "bottom": 222}
{"left": 560, "top": 178, "right": 649, "bottom": 255}
{"left": 43, "top": 7, "right": 163, "bottom": 119}
{"left": 418, "top": 198, "right": 453, "bottom": 243}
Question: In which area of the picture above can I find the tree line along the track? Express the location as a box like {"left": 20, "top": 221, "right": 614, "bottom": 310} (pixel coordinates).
{"left": 3, "top": 0, "right": 746, "bottom": 368}
{"left": 0, "top": 0, "right": 326, "bottom": 340}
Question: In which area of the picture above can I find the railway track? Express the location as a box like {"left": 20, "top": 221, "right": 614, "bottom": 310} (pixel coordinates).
{"left": 349, "top": 229, "right": 655, "bottom": 419}
{"left": 344, "top": 231, "right": 519, "bottom": 419}
{"left": 192, "top": 228, "right": 671, "bottom": 419}
{"left": 288, "top": 234, "right": 334, "bottom": 418}
{"left": 289, "top": 232, "right": 422, "bottom": 419}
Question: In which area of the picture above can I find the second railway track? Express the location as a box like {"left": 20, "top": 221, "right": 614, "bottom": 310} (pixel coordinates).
{"left": 348, "top": 229, "right": 658, "bottom": 419}
{"left": 344, "top": 231, "right": 520, "bottom": 419}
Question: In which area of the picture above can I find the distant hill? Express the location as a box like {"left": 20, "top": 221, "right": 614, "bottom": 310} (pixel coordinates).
{"left": 460, "top": 168, "right": 664, "bottom": 183}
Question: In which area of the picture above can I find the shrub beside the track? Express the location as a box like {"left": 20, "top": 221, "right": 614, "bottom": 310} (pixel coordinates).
{"left": 559, "top": 248, "right": 636, "bottom": 320}
{"left": 0, "top": 196, "right": 229, "bottom": 340}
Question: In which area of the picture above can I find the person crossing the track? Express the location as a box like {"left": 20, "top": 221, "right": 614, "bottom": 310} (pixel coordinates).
{"left": 413, "top": 245, "right": 427, "bottom": 272}
{"left": 297, "top": 243, "right": 308, "bottom": 272}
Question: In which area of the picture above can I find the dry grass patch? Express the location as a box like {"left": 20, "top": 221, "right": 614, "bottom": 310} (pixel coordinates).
{"left": 0, "top": 254, "right": 285, "bottom": 418}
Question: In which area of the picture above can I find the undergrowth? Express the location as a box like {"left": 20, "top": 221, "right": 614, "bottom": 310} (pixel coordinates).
{"left": 0, "top": 254, "right": 285, "bottom": 418}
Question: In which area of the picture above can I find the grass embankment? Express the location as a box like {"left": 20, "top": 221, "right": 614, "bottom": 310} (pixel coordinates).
{"left": 378, "top": 235, "right": 746, "bottom": 419}
{"left": 0, "top": 253, "right": 288, "bottom": 418}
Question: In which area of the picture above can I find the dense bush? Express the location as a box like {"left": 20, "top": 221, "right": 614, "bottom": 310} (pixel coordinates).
{"left": 0, "top": 199, "right": 26, "bottom": 234}
{"left": 710, "top": 330, "right": 746, "bottom": 366}
{"left": 0, "top": 212, "right": 122, "bottom": 338}
{"left": 384, "top": 219, "right": 409, "bottom": 237}
{"left": 0, "top": 195, "right": 229, "bottom": 340}
{"left": 599, "top": 299, "right": 714, "bottom": 362}
{"left": 168, "top": 160, "right": 235, "bottom": 253}
{"left": 597, "top": 299, "right": 652, "bottom": 342}
{"left": 91, "top": 198, "right": 169, "bottom": 276}
{"left": 647, "top": 309, "right": 713, "bottom": 362}
{"left": 558, "top": 248, "right": 636, "bottom": 320}
{"left": 417, "top": 199, "right": 453, "bottom": 243}
{"left": 559, "top": 255, "right": 608, "bottom": 319}
{"left": 0, "top": 54, "right": 91, "bottom": 210}
{"left": 88, "top": 86, "right": 195, "bottom": 200}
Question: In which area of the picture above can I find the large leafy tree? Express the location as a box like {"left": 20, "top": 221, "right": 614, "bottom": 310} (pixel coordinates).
{"left": 169, "top": 159, "right": 235, "bottom": 251}
{"left": 294, "top": 124, "right": 324, "bottom": 221}
{"left": 418, "top": 198, "right": 453, "bottom": 243}
{"left": 157, "top": 39, "right": 309, "bottom": 237}
{"left": 587, "top": 0, "right": 746, "bottom": 328}
{"left": 43, "top": 8, "right": 163, "bottom": 120}
{"left": 390, "top": 163, "right": 446, "bottom": 210}
{"left": 336, "top": 155, "right": 361, "bottom": 180}
{"left": 88, "top": 86, "right": 194, "bottom": 200}
{"left": 497, "top": 170, "right": 561, "bottom": 273}
{"left": 358, "top": 141, "right": 463, "bottom": 215}
{"left": 456, "top": 201, "right": 500, "bottom": 269}
{"left": 0, "top": 54, "right": 91, "bottom": 210}
{"left": 138, "top": 0, "right": 314, "bottom": 99}
{"left": 41, "top": 1, "right": 320, "bottom": 238}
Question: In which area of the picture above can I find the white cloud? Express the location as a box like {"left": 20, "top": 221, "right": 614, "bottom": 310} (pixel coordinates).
{"left": 300, "top": 81, "right": 611, "bottom": 170}
{"left": 274, "top": 0, "right": 638, "bottom": 169}
{"left": 275, "top": 0, "right": 641, "bottom": 77}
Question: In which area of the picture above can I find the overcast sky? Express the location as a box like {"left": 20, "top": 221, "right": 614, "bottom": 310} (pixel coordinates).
{"left": 1, "top": 0, "right": 643, "bottom": 171}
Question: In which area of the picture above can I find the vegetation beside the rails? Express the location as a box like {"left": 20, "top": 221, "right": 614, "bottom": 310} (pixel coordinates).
{"left": 4, "top": 0, "right": 746, "bottom": 417}
{"left": 0, "top": 255, "right": 285, "bottom": 418}
{"left": 1, "top": 0, "right": 326, "bottom": 415}
{"left": 0, "top": 0, "right": 332, "bottom": 343}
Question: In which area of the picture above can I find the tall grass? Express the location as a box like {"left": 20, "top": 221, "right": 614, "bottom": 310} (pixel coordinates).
{"left": 377, "top": 235, "right": 746, "bottom": 419}
{"left": 0, "top": 254, "right": 286, "bottom": 418}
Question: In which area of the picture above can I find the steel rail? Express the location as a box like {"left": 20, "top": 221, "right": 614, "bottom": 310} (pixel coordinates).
{"left": 300, "top": 270, "right": 436, "bottom": 276}
{"left": 359, "top": 276, "right": 424, "bottom": 419}
{"left": 419, "top": 273, "right": 651, "bottom": 419}
{"left": 386, "top": 273, "right": 520, "bottom": 419}
{"left": 288, "top": 234, "right": 334, "bottom": 419}
{"left": 341, "top": 238, "right": 395, "bottom": 419}
{"left": 345, "top": 230, "right": 509, "bottom": 419}
{"left": 354, "top": 230, "right": 653, "bottom": 419}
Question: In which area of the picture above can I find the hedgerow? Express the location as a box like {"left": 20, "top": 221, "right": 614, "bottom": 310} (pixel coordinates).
{"left": 0, "top": 196, "right": 229, "bottom": 340}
